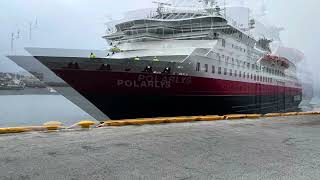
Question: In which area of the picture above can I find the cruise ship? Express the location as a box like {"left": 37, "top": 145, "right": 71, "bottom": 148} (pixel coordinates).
{"left": 10, "top": 0, "right": 302, "bottom": 119}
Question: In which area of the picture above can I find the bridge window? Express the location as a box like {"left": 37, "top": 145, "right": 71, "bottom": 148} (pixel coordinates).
{"left": 196, "top": 62, "right": 200, "bottom": 71}
{"left": 204, "top": 64, "right": 208, "bottom": 72}
{"left": 217, "top": 53, "right": 221, "bottom": 61}
{"left": 222, "top": 39, "right": 226, "bottom": 47}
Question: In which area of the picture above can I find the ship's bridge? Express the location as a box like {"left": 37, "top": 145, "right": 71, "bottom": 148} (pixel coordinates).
{"left": 104, "top": 16, "right": 228, "bottom": 43}
{"left": 104, "top": 15, "right": 255, "bottom": 48}
{"left": 108, "top": 39, "right": 219, "bottom": 62}
{"left": 103, "top": 3, "right": 260, "bottom": 62}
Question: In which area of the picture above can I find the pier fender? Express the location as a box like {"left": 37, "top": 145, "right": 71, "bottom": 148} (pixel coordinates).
{"left": 0, "top": 127, "right": 32, "bottom": 134}
{"left": 264, "top": 113, "right": 282, "bottom": 117}
{"left": 197, "top": 115, "right": 225, "bottom": 121}
{"left": 224, "top": 114, "right": 247, "bottom": 120}
{"left": 162, "top": 117, "right": 198, "bottom": 123}
{"left": 281, "top": 112, "right": 298, "bottom": 116}
{"left": 103, "top": 121, "right": 128, "bottom": 126}
{"left": 245, "top": 114, "right": 262, "bottom": 119}
{"left": 122, "top": 119, "right": 165, "bottom": 125}
{"left": 25, "top": 126, "right": 46, "bottom": 131}
{"left": 297, "top": 112, "right": 316, "bottom": 115}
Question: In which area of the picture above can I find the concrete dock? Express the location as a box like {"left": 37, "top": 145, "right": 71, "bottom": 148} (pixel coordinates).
{"left": 1, "top": 115, "right": 320, "bottom": 180}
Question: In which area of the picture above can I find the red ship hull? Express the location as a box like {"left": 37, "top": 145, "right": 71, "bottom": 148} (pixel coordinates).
{"left": 53, "top": 69, "right": 302, "bottom": 119}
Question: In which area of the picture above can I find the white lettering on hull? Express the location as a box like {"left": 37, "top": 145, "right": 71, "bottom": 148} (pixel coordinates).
{"left": 117, "top": 74, "right": 192, "bottom": 89}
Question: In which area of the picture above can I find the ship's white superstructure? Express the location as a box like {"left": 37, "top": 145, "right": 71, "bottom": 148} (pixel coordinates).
{"left": 102, "top": 0, "right": 300, "bottom": 90}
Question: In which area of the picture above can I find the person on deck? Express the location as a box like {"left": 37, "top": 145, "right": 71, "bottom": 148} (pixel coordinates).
{"left": 153, "top": 56, "right": 159, "bottom": 61}
{"left": 134, "top": 56, "right": 140, "bottom": 61}
{"left": 90, "top": 52, "right": 96, "bottom": 59}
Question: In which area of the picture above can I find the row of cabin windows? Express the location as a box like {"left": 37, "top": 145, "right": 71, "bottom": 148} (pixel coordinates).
{"left": 219, "top": 55, "right": 256, "bottom": 70}
{"left": 197, "top": 63, "right": 274, "bottom": 83}
{"left": 231, "top": 44, "right": 246, "bottom": 53}
{"left": 218, "top": 53, "right": 284, "bottom": 75}
{"left": 202, "top": 57, "right": 285, "bottom": 77}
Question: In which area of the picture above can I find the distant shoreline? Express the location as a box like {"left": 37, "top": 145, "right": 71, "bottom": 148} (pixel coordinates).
{"left": 0, "top": 87, "right": 59, "bottom": 96}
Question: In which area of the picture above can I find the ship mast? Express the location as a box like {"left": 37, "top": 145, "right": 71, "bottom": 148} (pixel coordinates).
{"left": 223, "top": 0, "right": 226, "bottom": 18}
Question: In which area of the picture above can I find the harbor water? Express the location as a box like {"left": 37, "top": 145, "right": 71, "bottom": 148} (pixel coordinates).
{"left": 0, "top": 94, "right": 93, "bottom": 127}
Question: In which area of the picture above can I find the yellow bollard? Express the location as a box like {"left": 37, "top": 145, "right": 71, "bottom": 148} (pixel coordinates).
{"left": 77, "top": 121, "right": 96, "bottom": 129}
{"left": 44, "top": 125, "right": 60, "bottom": 131}
{"left": 43, "top": 121, "right": 64, "bottom": 131}
{"left": 43, "top": 121, "right": 63, "bottom": 126}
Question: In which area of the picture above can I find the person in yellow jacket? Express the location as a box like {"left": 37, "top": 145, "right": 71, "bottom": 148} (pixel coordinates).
{"left": 90, "top": 52, "right": 96, "bottom": 59}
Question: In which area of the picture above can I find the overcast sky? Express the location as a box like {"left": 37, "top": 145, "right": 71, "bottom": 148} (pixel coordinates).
{"left": 1, "top": 0, "right": 320, "bottom": 85}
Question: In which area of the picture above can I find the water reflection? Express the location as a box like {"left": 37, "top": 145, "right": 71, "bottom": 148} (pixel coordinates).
{"left": 0, "top": 95, "right": 94, "bottom": 127}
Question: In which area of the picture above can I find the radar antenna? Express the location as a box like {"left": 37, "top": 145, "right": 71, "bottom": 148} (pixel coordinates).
{"left": 152, "top": 1, "right": 172, "bottom": 18}
{"left": 198, "top": 0, "right": 226, "bottom": 16}
{"left": 199, "top": 0, "right": 217, "bottom": 9}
